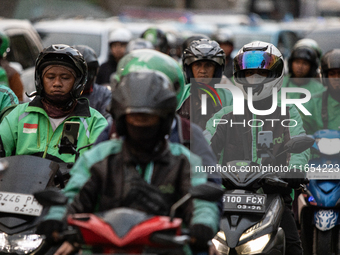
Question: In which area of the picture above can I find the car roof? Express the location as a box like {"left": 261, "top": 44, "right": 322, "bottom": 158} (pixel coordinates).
{"left": 33, "top": 18, "right": 121, "bottom": 34}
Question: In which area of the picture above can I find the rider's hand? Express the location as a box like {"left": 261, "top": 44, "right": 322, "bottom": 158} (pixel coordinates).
{"left": 54, "top": 241, "right": 77, "bottom": 255}
{"left": 36, "top": 220, "right": 64, "bottom": 243}
{"left": 283, "top": 170, "right": 307, "bottom": 189}
{"left": 285, "top": 178, "right": 307, "bottom": 189}
{"left": 190, "top": 224, "right": 214, "bottom": 251}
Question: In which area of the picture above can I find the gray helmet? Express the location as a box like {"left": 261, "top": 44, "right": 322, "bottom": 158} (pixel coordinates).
{"left": 111, "top": 70, "right": 177, "bottom": 138}
{"left": 35, "top": 44, "right": 87, "bottom": 99}
{"left": 182, "top": 38, "right": 225, "bottom": 83}
{"left": 125, "top": 38, "right": 154, "bottom": 55}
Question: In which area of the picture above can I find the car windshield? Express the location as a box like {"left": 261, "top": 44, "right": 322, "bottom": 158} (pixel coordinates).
{"left": 38, "top": 32, "right": 102, "bottom": 57}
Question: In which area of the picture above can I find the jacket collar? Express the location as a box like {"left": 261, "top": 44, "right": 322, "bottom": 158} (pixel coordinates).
{"left": 28, "top": 96, "right": 91, "bottom": 117}
{"left": 121, "top": 140, "right": 171, "bottom": 165}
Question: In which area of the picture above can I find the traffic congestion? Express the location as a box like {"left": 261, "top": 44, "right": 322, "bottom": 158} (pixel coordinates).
{"left": 0, "top": 5, "right": 339, "bottom": 255}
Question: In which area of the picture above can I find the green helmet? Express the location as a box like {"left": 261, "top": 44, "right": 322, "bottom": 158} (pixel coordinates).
{"left": 113, "top": 49, "right": 185, "bottom": 106}
{"left": 0, "top": 31, "right": 10, "bottom": 58}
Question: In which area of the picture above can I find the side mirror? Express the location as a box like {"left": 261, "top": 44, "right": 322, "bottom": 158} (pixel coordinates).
{"left": 34, "top": 188, "right": 68, "bottom": 207}
{"left": 284, "top": 135, "right": 315, "bottom": 153}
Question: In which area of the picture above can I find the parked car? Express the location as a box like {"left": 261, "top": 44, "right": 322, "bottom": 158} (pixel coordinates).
{"left": 0, "top": 18, "right": 44, "bottom": 102}
{"left": 33, "top": 18, "right": 123, "bottom": 65}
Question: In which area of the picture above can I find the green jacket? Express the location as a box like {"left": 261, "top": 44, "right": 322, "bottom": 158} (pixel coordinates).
{"left": 205, "top": 101, "right": 310, "bottom": 201}
{"left": 300, "top": 89, "right": 340, "bottom": 135}
{"left": 45, "top": 139, "right": 220, "bottom": 234}
{"left": 205, "top": 102, "right": 309, "bottom": 169}
{"left": 278, "top": 75, "right": 326, "bottom": 102}
{"left": 0, "top": 96, "right": 108, "bottom": 163}
{"left": 0, "top": 84, "right": 18, "bottom": 112}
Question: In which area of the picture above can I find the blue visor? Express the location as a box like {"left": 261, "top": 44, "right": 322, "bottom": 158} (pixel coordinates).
{"left": 234, "top": 51, "right": 282, "bottom": 71}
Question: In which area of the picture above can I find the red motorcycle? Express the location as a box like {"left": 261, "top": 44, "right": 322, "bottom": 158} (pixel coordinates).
{"left": 34, "top": 182, "right": 224, "bottom": 254}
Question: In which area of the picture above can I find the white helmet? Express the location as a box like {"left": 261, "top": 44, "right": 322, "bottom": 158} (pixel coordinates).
{"left": 233, "top": 41, "right": 284, "bottom": 101}
{"left": 109, "top": 28, "right": 132, "bottom": 44}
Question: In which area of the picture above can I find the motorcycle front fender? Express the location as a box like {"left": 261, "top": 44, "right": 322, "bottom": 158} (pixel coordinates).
{"left": 314, "top": 209, "right": 339, "bottom": 231}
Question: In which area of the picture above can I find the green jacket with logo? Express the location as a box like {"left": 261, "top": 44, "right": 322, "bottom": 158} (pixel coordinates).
{"left": 0, "top": 96, "right": 108, "bottom": 163}
{"left": 45, "top": 139, "right": 220, "bottom": 235}
{"left": 205, "top": 102, "right": 309, "bottom": 170}
{"left": 300, "top": 89, "right": 340, "bottom": 135}
{"left": 0, "top": 84, "right": 18, "bottom": 112}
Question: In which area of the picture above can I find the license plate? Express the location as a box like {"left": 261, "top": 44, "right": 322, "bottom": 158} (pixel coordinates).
{"left": 223, "top": 194, "right": 266, "bottom": 213}
{"left": 0, "top": 191, "right": 42, "bottom": 216}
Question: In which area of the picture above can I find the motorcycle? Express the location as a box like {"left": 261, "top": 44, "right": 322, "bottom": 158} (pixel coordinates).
{"left": 212, "top": 132, "right": 314, "bottom": 255}
{"left": 0, "top": 155, "right": 70, "bottom": 254}
{"left": 298, "top": 129, "right": 340, "bottom": 255}
{"left": 0, "top": 121, "right": 91, "bottom": 254}
{"left": 33, "top": 182, "right": 224, "bottom": 254}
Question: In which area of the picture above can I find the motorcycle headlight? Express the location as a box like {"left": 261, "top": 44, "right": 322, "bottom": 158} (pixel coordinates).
{"left": 0, "top": 233, "right": 43, "bottom": 254}
{"left": 239, "top": 198, "right": 281, "bottom": 242}
{"left": 212, "top": 232, "right": 230, "bottom": 255}
{"left": 235, "top": 234, "right": 271, "bottom": 255}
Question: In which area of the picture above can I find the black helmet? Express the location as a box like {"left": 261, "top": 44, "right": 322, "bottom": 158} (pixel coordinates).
{"left": 74, "top": 45, "right": 99, "bottom": 92}
{"left": 141, "top": 27, "right": 169, "bottom": 54}
{"left": 111, "top": 70, "right": 177, "bottom": 138}
{"left": 288, "top": 45, "right": 319, "bottom": 77}
{"left": 182, "top": 38, "right": 225, "bottom": 83}
{"left": 125, "top": 38, "right": 154, "bottom": 55}
{"left": 35, "top": 44, "right": 87, "bottom": 99}
{"left": 321, "top": 49, "right": 340, "bottom": 86}
{"left": 212, "top": 28, "right": 234, "bottom": 46}
{"left": 181, "top": 34, "right": 210, "bottom": 52}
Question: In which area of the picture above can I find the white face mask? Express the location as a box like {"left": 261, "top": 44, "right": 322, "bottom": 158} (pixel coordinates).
{"left": 245, "top": 74, "right": 267, "bottom": 85}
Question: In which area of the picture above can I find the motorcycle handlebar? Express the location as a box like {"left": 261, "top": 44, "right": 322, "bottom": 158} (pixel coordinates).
{"left": 264, "top": 177, "right": 288, "bottom": 187}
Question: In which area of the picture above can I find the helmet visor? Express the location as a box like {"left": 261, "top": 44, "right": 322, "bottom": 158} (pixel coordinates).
{"left": 234, "top": 51, "right": 282, "bottom": 72}
{"left": 234, "top": 51, "right": 283, "bottom": 86}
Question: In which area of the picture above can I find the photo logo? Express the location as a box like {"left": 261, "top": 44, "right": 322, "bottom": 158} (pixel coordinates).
{"left": 202, "top": 83, "right": 312, "bottom": 116}
{"left": 198, "top": 82, "right": 223, "bottom": 115}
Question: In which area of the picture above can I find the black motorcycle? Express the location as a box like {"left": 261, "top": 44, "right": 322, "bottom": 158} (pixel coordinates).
{"left": 212, "top": 132, "right": 314, "bottom": 255}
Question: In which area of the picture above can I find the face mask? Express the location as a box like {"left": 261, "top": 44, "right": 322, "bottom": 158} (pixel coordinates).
{"left": 126, "top": 123, "right": 162, "bottom": 153}
{"left": 246, "top": 74, "right": 267, "bottom": 85}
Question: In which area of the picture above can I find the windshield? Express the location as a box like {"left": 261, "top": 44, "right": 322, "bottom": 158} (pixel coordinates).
{"left": 38, "top": 32, "right": 102, "bottom": 58}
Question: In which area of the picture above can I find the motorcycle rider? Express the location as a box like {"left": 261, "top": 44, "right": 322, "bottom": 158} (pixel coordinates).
{"left": 279, "top": 41, "right": 325, "bottom": 101}
{"left": 140, "top": 27, "right": 169, "bottom": 54}
{"left": 206, "top": 41, "right": 310, "bottom": 255}
{"left": 73, "top": 45, "right": 112, "bottom": 124}
{"left": 0, "top": 31, "right": 25, "bottom": 102}
{"left": 38, "top": 70, "right": 220, "bottom": 255}
{"left": 300, "top": 49, "right": 340, "bottom": 135}
{"left": 97, "top": 49, "right": 222, "bottom": 195}
{"left": 0, "top": 44, "right": 108, "bottom": 163}
{"left": 96, "top": 28, "right": 132, "bottom": 85}
{"left": 177, "top": 38, "right": 233, "bottom": 130}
